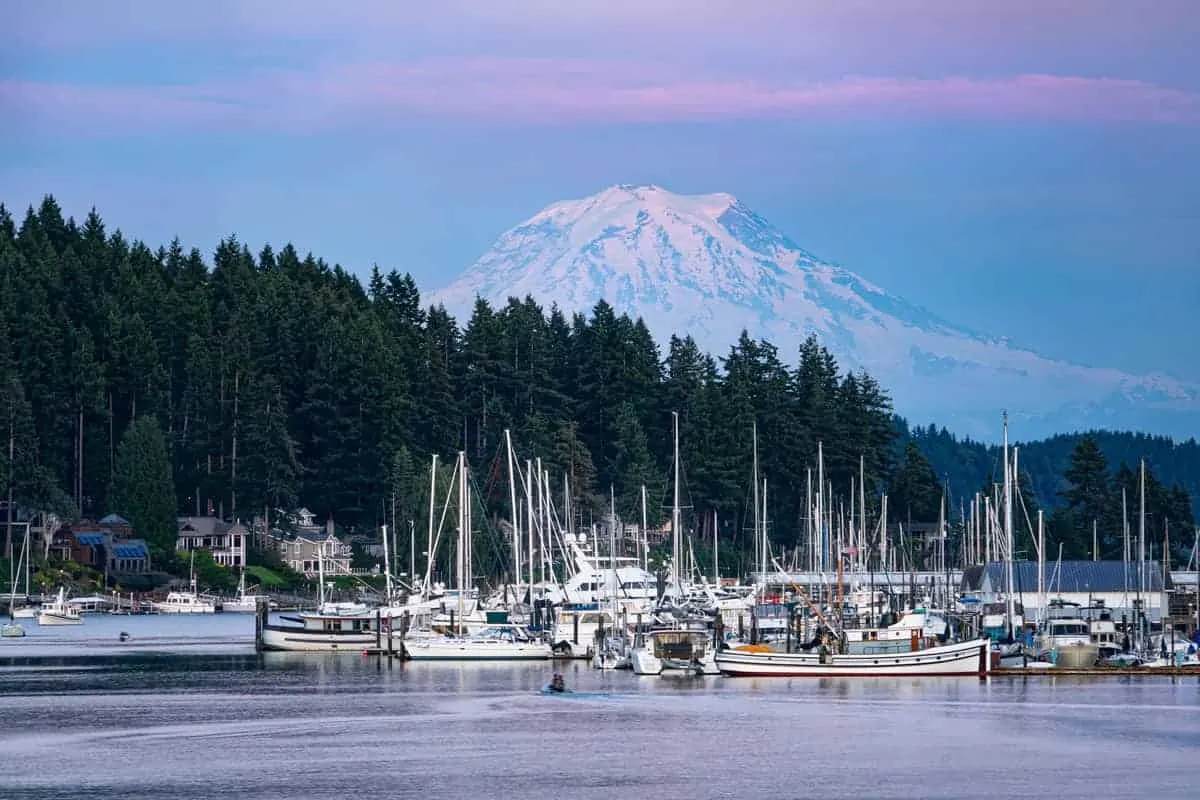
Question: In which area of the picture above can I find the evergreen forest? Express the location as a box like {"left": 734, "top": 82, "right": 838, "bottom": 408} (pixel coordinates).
{"left": 1, "top": 197, "right": 1196, "bottom": 576}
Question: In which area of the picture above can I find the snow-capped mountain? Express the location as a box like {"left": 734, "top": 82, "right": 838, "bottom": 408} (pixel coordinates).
{"left": 429, "top": 184, "right": 1199, "bottom": 440}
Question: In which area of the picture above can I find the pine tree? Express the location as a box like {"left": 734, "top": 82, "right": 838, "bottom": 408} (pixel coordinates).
{"left": 1056, "top": 435, "right": 1113, "bottom": 557}
{"left": 889, "top": 442, "right": 941, "bottom": 524}
{"left": 111, "top": 416, "right": 177, "bottom": 559}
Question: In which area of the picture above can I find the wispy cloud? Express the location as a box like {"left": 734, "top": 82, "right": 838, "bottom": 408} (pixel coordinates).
{"left": 4, "top": 58, "right": 1198, "bottom": 137}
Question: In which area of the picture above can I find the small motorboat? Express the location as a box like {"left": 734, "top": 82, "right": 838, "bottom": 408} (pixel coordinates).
{"left": 542, "top": 673, "right": 569, "bottom": 694}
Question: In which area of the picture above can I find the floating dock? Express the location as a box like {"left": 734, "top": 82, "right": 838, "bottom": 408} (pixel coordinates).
{"left": 991, "top": 666, "right": 1200, "bottom": 677}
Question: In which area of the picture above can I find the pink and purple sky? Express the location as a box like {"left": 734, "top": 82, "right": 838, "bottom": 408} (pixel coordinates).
{"left": 2, "top": 0, "right": 1198, "bottom": 379}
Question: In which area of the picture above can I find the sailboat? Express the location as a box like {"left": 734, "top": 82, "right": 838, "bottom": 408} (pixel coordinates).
{"left": 403, "top": 452, "right": 551, "bottom": 662}
{"left": 3, "top": 515, "right": 29, "bottom": 637}
{"left": 222, "top": 570, "right": 274, "bottom": 613}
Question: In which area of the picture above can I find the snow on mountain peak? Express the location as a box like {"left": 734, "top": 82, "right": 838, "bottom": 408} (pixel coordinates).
{"left": 429, "top": 185, "right": 1200, "bottom": 439}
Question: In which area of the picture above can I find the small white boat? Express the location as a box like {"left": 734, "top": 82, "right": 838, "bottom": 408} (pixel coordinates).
{"left": 222, "top": 571, "right": 275, "bottom": 613}
{"left": 37, "top": 587, "right": 83, "bottom": 626}
{"left": 1, "top": 621, "right": 25, "bottom": 638}
{"left": 153, "top": 561, "right": 216, "bottom": 614}
{"left": 629, "top": 627, "right": 712, "bottom": 675}
{"left": 715, "top": 636, "right": 991, "bottom": 677}
{"left": 402, "top": 624, "right": 552, "bottom": 661}
{"left": 11, "top": 606, "right": 36, "bottom": 619}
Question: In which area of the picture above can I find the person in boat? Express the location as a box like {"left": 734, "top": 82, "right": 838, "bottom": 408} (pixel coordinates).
{"left": 549, "top": 673, "right": 566, "bottom": 693}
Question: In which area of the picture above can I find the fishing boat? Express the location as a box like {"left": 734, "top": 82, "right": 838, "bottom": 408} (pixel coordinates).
{"left": 153, "top": 555, "right": 217, "bottom": 614}
{"left": 715, "top": 635, "right": 991, "bottom": 677}
{"left": 258, "top": 602, "right": 379, "bottom": 652}
{"left": 153, "top": 587, "right": 217, "bottom": 614}
{"left": 257, "top": 538, "right": 379, "bottom": 651}
{"left": 36, "top": 587, "right": 83, "bottom": 626}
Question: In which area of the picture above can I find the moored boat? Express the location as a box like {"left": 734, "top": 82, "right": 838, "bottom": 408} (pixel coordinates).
{"left": 402, "top": 624, "right": 552, "bottom": 661}
{"left": 715, "top": 635, "right": 991, "bottom": 677}
{"left": 36, "top": 587, "right": 83, "bottom": 626}
{"left": 258, "top": 603, "right": 380, "bottom": 652}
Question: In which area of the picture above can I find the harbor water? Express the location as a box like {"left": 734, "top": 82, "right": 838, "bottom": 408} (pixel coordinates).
{"left": 1, "top": 615, "right": 1198, "bottom": 799}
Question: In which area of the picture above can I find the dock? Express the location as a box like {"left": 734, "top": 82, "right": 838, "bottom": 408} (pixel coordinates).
{"left": 991, "top": 665, "right": 1200, "bottom": 677}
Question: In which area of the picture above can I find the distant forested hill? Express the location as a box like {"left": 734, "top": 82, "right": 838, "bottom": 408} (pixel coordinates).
{"left": 901, "top": 422, "right": 1200, "bottom": 527}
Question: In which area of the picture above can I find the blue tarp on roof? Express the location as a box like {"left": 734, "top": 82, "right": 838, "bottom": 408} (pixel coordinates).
{"left": 74, "top": 532, "right": 106, "bottom": 546}
{"left": 112, "top": 542, "right": 147, "bottom": 559}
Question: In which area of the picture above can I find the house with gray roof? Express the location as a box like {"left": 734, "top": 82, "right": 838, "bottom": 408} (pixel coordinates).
{"left": 176, "top": 517, "right": 248, "bottom": 568}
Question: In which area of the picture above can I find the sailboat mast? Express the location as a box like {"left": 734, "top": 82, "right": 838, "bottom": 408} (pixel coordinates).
{"left": 859, "top": 455, "right": 867, "bottom": 574}
{"left": 761, "top": 478, "right": 769, "bottom": 584}
{"left": 382, "top": 524, "right": 393, "bottom": 603}
{"left": 1002, "top": 412, "right": 1016, "bottom": 638}
{"left": 671, "top": 411, "right": 682, "bottom": 596}
{"left": 752, "top": 420, "right": 761, "bottom": 580}
{"left": 817, "top": 442, "right": 825, "bottom": 573}
{"left": 525, "top": 459, "right": 535, "bottom": 597}
{"left": 456, "top": 451, "right": 466, "bottom": 635}
{"left": 423, "top": 454, "right": 438, "bottom": 595}
{"left": 640, "top": 484, "right": 648, "bottom": 574}
{"left": 504, "top": 430, "right": 521, "bottom": 595}
{"left": 713, "top": 509, "right": 719, "bottom": 584}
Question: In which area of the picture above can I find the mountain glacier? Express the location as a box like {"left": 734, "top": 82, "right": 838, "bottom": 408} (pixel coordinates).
{"left": 429, "top": 184, "right": 1199, "bottom": 440}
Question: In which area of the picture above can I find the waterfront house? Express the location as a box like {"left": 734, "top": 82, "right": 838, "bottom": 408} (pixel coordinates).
{"left": 47, "top": 524, "right": 151, "bottom": 575}
{"left": 271, "top": 529, "right": 353, "bottom": 577}
{"left": 176, "top": 516, "right": 248, "bottom": 568}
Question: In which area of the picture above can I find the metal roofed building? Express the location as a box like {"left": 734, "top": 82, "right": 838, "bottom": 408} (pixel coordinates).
{"left": 961, "top": 560, "right": 1171, "bottom": 622}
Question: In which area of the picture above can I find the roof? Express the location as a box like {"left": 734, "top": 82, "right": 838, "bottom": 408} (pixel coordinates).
{"left": 964, "top": 561, "right": 1171, "bottom": 594}
{"left": 112, "top": 541, "right": 148, "bottom": 559}
{"left": 178, "top": 516, "right": 231, "bottom": 536}
{"left": 99, "top": 513, "right": 131, "bottom": 526}
{"left": 74, "top": 532, "right": 107, "bottom": 546}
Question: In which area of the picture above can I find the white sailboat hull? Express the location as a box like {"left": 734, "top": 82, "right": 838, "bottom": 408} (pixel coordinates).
{"left": 11, "top": 607, "right": 36, "bottom": 619}
{"left": 715, "top": 637, "right": 991, "bottom": 677}
{"left": 402, "top": 638, "right": 552, "bottom": 661}
{"left": 258, "top": 625, "right": 378, "bottom": 652}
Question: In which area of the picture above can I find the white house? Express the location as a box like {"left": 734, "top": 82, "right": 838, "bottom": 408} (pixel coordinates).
{"left": 176, "top": 517, "right": 249, "bottom": 568}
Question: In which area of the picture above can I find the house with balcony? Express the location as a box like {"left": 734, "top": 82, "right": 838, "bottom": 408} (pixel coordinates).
{"left": 176, "top": 516, "right": 249, "bottom": 568}
{"left": 272, "top": 531, "right": 353, "bottom": 577}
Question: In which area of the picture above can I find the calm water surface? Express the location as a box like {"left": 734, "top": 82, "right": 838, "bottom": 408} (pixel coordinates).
{"left": 1, "top": 615, "right": 1197, "bottom": 799}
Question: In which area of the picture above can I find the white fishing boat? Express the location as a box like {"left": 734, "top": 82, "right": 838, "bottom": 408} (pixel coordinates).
{"left": 715, "top": 636, "right": 991, "bottom": 677}
{"left": 154, "top": 555, "right": 216, "bottom": 614}
{"left": 37, "top": 587, "right": 83, "bottom": 626}
{"left": 402, "top": 623, "right": 552, "bottom": 661}
{"left": 153, "top": 588, "right": 217, "bottom": 614}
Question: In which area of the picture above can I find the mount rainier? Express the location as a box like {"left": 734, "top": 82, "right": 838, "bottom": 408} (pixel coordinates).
{"left": 429, "top": 184, "right": 1199, "bottom": 440}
